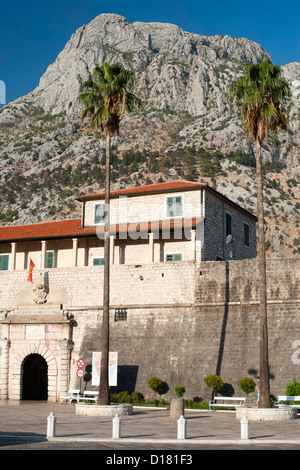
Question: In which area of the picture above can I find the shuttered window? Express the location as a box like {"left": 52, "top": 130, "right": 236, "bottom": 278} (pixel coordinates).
{"left": 166, "top": 196, "right": 183, "bottom": 217}
{"left": 225, "top": 213, "right": 232, "bottom": 236}
{"left": 0, "top": 254, "right": 9, "bottom": 271}
{"left": 93, "top": 257, "right": 104, "bottom": 266}
{"left": 46, "top": 251, "right": 55, "bottom": 269}
{"left": 94, "top": 203, "right": 105, "bottom": 224}
{"left": 165, "top": 253, "right": 182, "bottom": 262}
{"left": 244, "top": 223, "right": 250, "bottom": 247}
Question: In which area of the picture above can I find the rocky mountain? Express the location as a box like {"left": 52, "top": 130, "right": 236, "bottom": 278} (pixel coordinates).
{"left": 0, "top": 13, "right": 299, "bottom": 257}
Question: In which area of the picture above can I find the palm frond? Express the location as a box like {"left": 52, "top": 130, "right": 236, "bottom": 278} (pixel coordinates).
{"left": 230, "top": 59, "right": 291, "bottom": 142}
{"left": 79, "top": 62, "right": 141, "bottom": 137}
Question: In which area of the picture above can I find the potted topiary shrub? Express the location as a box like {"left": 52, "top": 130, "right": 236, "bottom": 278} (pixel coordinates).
{"left": 170, "top": 385, "right": 186, "bottom": 419}
{"left": 238, "top": 377, "right": 256, "bottom": 396}
{"left": 147, "top": 377, "right": 163, "bottom": 403}
{"left": 204, "top": 374, "right": 224, "bottom": 400}
{"left": 174, "top": 385, "right": 186, "bottom": 398}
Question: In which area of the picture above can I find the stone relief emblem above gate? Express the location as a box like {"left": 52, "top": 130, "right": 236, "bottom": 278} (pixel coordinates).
{"left": 14, "top": 271, "right": 67, "bottom": 309}
{"left": 33, "top": 281, "right": 48, "bottom": 304}
{"left": 32, "top": 274, "right": 49, "bottom": 304}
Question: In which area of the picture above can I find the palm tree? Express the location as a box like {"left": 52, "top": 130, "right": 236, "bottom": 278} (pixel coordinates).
{"left": 79, "top": 62, "right": 141, "bottom": 405}
{"left": 230, "top": 59, "right": 291, "bottom": 408}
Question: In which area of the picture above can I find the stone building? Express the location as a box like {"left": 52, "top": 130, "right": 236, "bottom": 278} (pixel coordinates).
{"left": 1, "top": 180, "right": 298, "bottom": 403}
{"left": 0, "top": 181, "right": 257, "bottom": 272}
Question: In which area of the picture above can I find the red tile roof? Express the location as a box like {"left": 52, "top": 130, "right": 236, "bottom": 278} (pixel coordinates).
{"left": 0, "top": 218, "right": 91, "bottom": 242}
{"left": 78, "top": 180, "right": 206, "bottom": 201}
{"left": 0, "top": 217, "right": 199, "bottom": 243}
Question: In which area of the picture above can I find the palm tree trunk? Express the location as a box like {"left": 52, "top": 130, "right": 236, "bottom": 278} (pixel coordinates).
{"left": 255, "top": 138, "right": 271, "bottom": 408}
{"left": 98, "top": 133, "right": 111, "bottom": 405}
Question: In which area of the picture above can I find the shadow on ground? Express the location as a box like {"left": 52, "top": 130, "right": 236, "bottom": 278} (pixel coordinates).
{"left": 0, "top": 432, "right": 47, "bottom": 447}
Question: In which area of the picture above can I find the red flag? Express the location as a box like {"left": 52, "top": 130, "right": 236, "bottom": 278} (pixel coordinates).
{"left": 27, "top": 258, "right": 35, "bottom": 282}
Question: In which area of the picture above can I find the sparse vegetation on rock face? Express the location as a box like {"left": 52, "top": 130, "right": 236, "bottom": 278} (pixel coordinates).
{"left": 0, "top": 14, "right": 299, "bottom": 258}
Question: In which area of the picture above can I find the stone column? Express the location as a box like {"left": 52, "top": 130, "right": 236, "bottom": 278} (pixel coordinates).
{"left": 41, "top": 240, "right": 47, "bottom": 269}
{"left": 190, "top": 229, "right": 196, "bottom": 260}
{"left": 72, "top": 238, "right": 78, "bottom": 267}
{"left": 0, "top": 339, "right": 10, "bottom": 400}
{"left": 110, "top": 236, "right": 115, "bottom": 265}
{"left": 10, "top": 242, "right": 16, "bottom": 271}
{"left": 47, "top": 353, "right": 58, "bottom": 402}
{"left": 60, "top": 339, "right": 71, "bottom": 397}
{"left": 149, "top": 232, "right": 154, "bottom": 263}
{"left": 83, "top": 239, "right": 88, "bottom": 267}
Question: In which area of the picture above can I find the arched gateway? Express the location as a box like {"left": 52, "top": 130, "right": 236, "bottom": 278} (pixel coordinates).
{"left": 15, "top": 346, "right": 57, "bottom": 401}
{"left": 22, "top": 354, "right": 48, "bottom": 400}
{"left": 0, "top": 275, "right": 74, "bottom": 402}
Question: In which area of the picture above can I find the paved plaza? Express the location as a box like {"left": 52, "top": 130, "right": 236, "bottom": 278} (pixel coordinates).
{"left": 0, "top": 400, "right": 300, "bottom": 452}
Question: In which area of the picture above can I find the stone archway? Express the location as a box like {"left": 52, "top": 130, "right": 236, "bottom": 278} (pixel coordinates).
{"left": 22, "top": 354, "right": 48, "bottom": 400}
{"left": 12, "top": 344, "right": 58, "bottom": 401}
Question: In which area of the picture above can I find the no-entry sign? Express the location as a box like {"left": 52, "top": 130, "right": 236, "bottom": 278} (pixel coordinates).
{"left": 77, "top": 359, "right": 85, "bottom": 369}
{"left": 77, "top": 359, "right": 85, "bottom": 379}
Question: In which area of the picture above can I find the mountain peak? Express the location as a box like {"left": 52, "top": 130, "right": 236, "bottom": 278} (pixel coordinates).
{"left": 92, "top": 13, "right": 127, "bottom": 22}
{"left": 0, "top": 15, "right": 299, "bottom": 259}
{"left": 22, "top": 14, "right": 269, "bottom": 118}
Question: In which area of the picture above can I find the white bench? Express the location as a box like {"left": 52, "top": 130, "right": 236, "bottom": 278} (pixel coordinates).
{"left": 77, "top": 391, "right": 99, "bottom": 403}
{"left": 209, "top": 396, "right": 246, "bottom": 411}
{"left": 59, "top": 389, "right": 81, "bottom": 405}
{"left": 274, "top": 396, "right": 300, "bottom": 409}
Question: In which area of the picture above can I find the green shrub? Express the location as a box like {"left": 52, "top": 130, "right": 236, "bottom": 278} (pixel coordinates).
{"left": 286, "top": 376, "right": 300, "bottom": 396}
{"left": 204, "top": 375, "right": 224, "bottom": 394}
{"left": 184, "top": 399, "right": 209, "bottom": 409}
{"left": 130, "top": 391, "right": 145, "bottom": 404}
{"left": 110, "top": 393, "right": 119, "bottom": 403}
{"left": 147, "top": 377, "right": 163, "bottom": 395}
{"left": 174, "top": 385, "right": 186, "bottom": 398}
{"left": 238, "top": 377, "right": 256, "bottom": 395}
{"left": 116, "top": 391, "right": 130, "bottom": 403}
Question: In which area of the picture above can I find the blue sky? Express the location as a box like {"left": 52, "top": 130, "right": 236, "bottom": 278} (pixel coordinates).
{"left": 0, "top": 0, "right": 299, "bottom": 107}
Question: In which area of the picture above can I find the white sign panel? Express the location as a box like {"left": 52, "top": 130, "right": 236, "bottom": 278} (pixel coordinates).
{"left": 25, "top": 325, "right": 45, "bottom": 340}
{"left": 92, "top": 352, "right": 118, "bottom": 386}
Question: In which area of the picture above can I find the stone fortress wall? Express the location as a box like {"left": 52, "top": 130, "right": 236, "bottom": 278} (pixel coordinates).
{"left": 0, "top": 258, "right": 299, "bottom": 402}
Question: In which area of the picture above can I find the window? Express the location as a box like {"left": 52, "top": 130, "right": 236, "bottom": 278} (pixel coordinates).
{"left": 93, "top": 257, "right": 104, "bottom": 266}
{"left": 46, "top": 251, "right": 55, "bottom": 269}
{"left": 94, "top": 203, "right": 105, "bottom": 224}
{"left": 244, "top": 223, "right": 250, "bottom": 247}
{"left": 119, "top": 246, "right": 125, "bottom": 265}
{"left": 166, "top": 196, "right": 183, "bottom": 217}
{"left": 0, "top": 254, "right": 9, "bottom": 271}
{"left": 165, "top": 253, "right": 183, "bottom": 262}
{"left": 225, "top": 213, "right": 232, "bottom": 236}
{"left": 115, "top": 308, "right": 127, "bottom": 322}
